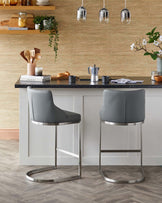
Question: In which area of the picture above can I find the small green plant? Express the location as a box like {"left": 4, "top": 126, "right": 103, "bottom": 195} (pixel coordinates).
{"left": 130, "top": 27, "right": 162, "bottom": 60}
{"left": 33, "top": 16, "right": 44, "bottom": 24}
{"left": 33, "top": 15, "right": 59, "bottom": 60}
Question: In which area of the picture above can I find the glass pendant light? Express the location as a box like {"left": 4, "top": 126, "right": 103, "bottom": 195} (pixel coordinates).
{"left": 99, "top": 0, "right": 109, "bottom": 23}
{"left": 121, "top": 0, "right": 131, "bottom": 24}
{"left": 77, "top": 0, "right": 87, "bottom": 21}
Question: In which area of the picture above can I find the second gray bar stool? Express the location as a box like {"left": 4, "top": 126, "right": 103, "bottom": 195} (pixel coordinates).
{"left": 27, "top": 87, "right": 81, "bottom": 183}
{"left": 99, "top": 89, "right": 145, "bottom": 184}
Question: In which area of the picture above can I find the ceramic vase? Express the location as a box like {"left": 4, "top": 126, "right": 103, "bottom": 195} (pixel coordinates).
{"left": 35, "top": 24, "right": 40, "bottom": 30}
{"left": 157, "top": 57, "right": 162, "bottom": 75}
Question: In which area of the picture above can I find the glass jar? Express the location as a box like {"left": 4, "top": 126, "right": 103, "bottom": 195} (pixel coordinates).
{"left": 10, "top": 0, "right": 17, "bottom": 5}
{"left": 18, "top": 12, "right": 27, "bottom": 28}
{"left": 3, "top": 0, "right": 10, "bottom": 6}
{"left": 0, "top": 0, "right": 3, "bottom": 6}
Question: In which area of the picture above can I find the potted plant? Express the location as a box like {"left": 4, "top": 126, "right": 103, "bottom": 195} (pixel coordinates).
{"left": 33, "top": 16, "right": 44, "bottom": 30}
{"left": 33, "top": 15, "right": 59, "bottom": 60}
{"left": 130, "top": 27, "right": 162, "bottom": 73}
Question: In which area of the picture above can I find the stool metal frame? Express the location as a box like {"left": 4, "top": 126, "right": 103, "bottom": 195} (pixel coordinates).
{"left": 26, "top": 120, "right": 81, "bottom": 183}
{"left": 99, "top": 120, "right": 145, "bottom": 184}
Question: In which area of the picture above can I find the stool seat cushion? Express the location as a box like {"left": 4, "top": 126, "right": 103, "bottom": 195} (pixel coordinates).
{"left": 27, "top": 87, "right": 81, "bottom": 124}
{"left": 100, "top": 89, "right": 145, "bottom": 123}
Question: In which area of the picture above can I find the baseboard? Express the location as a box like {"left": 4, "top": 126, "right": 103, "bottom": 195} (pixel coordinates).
{"left": 0, "top": 129, "right": 19, "bottom": 140}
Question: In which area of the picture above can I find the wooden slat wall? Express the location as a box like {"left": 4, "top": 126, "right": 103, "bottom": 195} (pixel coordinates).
{"left": 0, "top": 0, "right": 162, "bottom": 129}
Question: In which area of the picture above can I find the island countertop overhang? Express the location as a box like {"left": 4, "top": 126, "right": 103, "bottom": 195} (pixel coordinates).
{"left": 15, "top": 76, "right": 162, "bottom": 88}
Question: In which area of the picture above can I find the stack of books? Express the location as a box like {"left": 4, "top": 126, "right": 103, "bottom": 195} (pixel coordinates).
{"left": 20, "top": 75, "right": 51, "bottom": 82}
{"left": 8, "top": 27, "right": 28, "bottom": 30}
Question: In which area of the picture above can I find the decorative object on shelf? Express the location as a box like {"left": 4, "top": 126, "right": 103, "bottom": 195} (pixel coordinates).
{"left": 34, "top": 15, "right": 59, "bottom": 60}
{"left": 130, "top": 27, "right": 162, "bottom": 74}
{"left": 0, "top": 0, "right": 3, "bottom": 6}
{"left": 77, "top": 0, "right": 87, "bottom": 21}
{"left": 99, "top": 0, "right": 109, "bottom": 23}
{"left": 18, "top": 12, "right": 27, "bottom": 27}
{"left": 20, "top": 48, "right": 41, "bottom": 76}
{"left": 10, "top": 0, "right": 17, "bottom": 6}
{"left": 36, "top": 0, "right": 49, "bottom": 6}
{"left": 33, "top": 16, "right": 44, "bottom": 30}
{"left": 3, "top": 0, "right": 10, "bottom": 6}
{"left": 121, "top": 0, "right": 131, "bottom": 24}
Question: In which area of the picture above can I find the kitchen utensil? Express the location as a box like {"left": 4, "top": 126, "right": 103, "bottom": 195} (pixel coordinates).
{"left": 34, "top": 53, "right": 41, "bottom": 62}
{"left": 20, "top": 51, "right": 28, "bottom": 62}
{"left": 30, "top": 49, "right": 35, "bottom": 57}
{"left": 88, "top": 64, "right": 100, "bottom": 82}
{"left": 24, "top": 50, "right": 30, "bottom": 63}
{"left": 102, "top": 76, "right": 109, "bottom": 83}
{"left": 34, "top": 48, "right": 40, "bottom": 54}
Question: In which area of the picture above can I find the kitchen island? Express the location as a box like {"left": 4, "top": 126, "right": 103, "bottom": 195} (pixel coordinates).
{"left": 15, "top": 76, "right": 162, "bottom": 166}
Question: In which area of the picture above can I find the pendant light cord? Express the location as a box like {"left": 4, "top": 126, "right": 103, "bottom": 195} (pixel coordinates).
{"left": 103, "top": 0, "right": 105, "bottom": 8}
{"left": 125, "top": 0, "right": 126, "bottom": 8}
{"left": 82, "top": 0, "right": 84, "bottom": 6}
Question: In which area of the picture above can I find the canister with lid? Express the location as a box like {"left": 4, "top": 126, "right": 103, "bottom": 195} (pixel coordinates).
{"left": 18, "top": 12, "right": 27, "bottom": 28}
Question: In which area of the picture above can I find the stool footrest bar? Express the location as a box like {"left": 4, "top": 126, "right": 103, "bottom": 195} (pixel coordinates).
{"left": 101, "top": 149, "right": 141, "bottom": 153}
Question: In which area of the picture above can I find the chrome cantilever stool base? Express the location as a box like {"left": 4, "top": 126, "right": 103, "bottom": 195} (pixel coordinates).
{"left": 26, "top": 121, "right": 81, "bottom": 183}
{"left": 99, "top": 121, "right": 145, "bottom": 184}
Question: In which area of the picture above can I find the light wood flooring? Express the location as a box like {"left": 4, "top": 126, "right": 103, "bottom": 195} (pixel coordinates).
{"left": 0, "top": 140, "right": 162, "bottom": 203}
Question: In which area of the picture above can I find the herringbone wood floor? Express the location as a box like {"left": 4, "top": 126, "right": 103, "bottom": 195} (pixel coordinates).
{"left": 0, "top": 140, "right": 162, "bottom": 203}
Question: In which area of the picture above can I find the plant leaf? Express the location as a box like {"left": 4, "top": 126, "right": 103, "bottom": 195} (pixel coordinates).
{"left": 151, "top": 27, "right": 156, "bottom": 34}
{"left": 144, "top": 52, "right": 151, "bottom": 56}
{"left": 146, "top": 32, "right": 151, "bottom": 35}
{"left": 150, "top": 53, "right": 158, "bottom": 60}
{"left": 148, "top": 38, "right": 154, "bottom": 43}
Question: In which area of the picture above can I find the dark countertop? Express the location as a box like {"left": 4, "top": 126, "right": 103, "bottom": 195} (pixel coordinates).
{"left": 15, "top": 76, "right": 162, "bottom": 88}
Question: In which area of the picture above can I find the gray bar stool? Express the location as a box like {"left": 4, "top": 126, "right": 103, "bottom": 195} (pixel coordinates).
{"left": 99, "top": 89, "right": 145, "bottom": 184}
{"left": 26, "top": 87, "right": 81, "bottom": 183}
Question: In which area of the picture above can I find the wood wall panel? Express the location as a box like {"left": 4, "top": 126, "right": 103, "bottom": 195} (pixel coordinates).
{"left": 0, "top": 0, "right": 162, "bottom": 128}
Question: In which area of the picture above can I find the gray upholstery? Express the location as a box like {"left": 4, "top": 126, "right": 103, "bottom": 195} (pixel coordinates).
{"left": 100, "top": 89, "right": 145, "bottom": 123}
{"left": 27, "top": 87, "right": 81, "bottom": 124}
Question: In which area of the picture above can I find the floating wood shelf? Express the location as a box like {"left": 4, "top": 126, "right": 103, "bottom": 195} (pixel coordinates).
{"left": 0, "top": 30, "right": 50, "bottom": 34}
{"left": 0, "top": 6, "right": 56, "bottom": 10}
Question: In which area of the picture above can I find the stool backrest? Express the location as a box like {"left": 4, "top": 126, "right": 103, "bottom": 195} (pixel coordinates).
{"left": 100, "top": 89, "right": 145, "bottom": 123}
{"left": 27, "top": 87, "right": 56, "bottom": 123}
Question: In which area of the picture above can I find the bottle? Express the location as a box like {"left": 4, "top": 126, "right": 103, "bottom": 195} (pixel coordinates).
{"left": 18, "top": 12, "right": 27, "bottom": 28}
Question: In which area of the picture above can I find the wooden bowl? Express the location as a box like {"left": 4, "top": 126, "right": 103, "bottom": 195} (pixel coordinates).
{"left": 154, "top": 75, "right": 162, "bottom": 82}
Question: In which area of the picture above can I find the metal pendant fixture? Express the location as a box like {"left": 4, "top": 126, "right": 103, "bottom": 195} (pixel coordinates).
{"left": 77, "top": 0, "right": 87, "bottom": 21}
{"left": 121, "top": 0, "right": 131, "bottom": 24}
{"left": 99, "top": 0, "right": 109, "bottom": 23}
